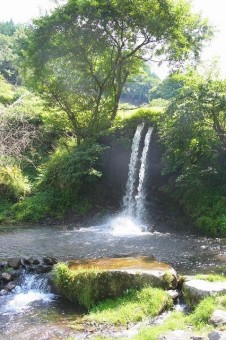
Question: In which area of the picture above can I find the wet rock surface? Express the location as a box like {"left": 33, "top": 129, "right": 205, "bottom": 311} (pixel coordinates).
{"left": 183, "top": 280, "right": 226, "bottom": 305}
{"left": 0, "top": 256, "right": 58, "bottom": 293}
{"left": 68, "top": 256, "right": 179, "bottom": 290}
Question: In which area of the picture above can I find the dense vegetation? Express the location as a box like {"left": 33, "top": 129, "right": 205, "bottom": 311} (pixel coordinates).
{"left": 1, "top": 0, "right": 226, "bottom": 236}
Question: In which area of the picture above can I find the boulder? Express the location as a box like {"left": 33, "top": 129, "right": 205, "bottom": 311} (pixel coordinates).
{"left": 54, "top": 256, "right": 178, "bottom": 308}
{"left": 68, "top": 256, "right": 178, "bottom": 289}
{"left": 42, "top": 257, "right": 58, "bottom": 266}
{"left": 208, "top": 331, "right": 226, "bottom": 340}
{"left": 158, "top": 331, "right": 205, "bottom": 340}
{"left": 0, "top": 262, "right": 7, "bottom": 270}
{"left": 5, "top": 282, "right": 16, "bottom": 292}
{"left": 0, "top": 272, "right": 12, "bottom": 282}
{"left": 0, "top": 289, "right": 7, "bottom": 296}
{"left": 7, "top": 258, "right": 21, "bottom": 269}
{"left": 22, "top": 257, "right": 40, "bottom": 265}
{"left": 33, "top": 259, "right": 41, "bottom": 265}
{"left": 210, "top": 310, "right": 226, "bottom": 326}
{"left": 183, "top": 280, "right": 226, "bottom": 305}
{"left": 35, "top": 264, "right": 52, "bottom": 274}
{"left": 167, "top": 290, "right": 180, "bottom": 300}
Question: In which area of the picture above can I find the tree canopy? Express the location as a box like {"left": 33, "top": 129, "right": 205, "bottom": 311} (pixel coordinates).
{"left": 160, "top": 71, "right": 226, "bottom": 234}
{"left": 23, "top": 0, "right": 212, "bottom": 143}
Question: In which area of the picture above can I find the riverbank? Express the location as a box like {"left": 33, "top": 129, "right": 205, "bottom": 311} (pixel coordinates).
{"left": 1, "top": 255, "right": 226, "bottom": 340}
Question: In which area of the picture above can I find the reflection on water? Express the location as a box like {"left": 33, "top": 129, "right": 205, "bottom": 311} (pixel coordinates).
{"left": 0, "top": 219, "right": 225, "bottom": 274}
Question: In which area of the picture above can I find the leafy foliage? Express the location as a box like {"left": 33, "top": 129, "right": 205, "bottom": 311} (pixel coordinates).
{"left": 148, "top": 73, "right": 183, "bottom": 102}
{"left": 0, "top": 165, "right": 30, "bottom": 202}
{"left": 160, "top": 71, "right": 226, "bottom": 235}
{"left": 0, "top": 21, "right": 22, "bottom": 84}
{"left": 121, "top": 65, "right": 160, "bottom": 105}
{"left": 0, "top": 20, "right": 18, "bottom": 36}
{"left": 12, "top": 142, "right": 105, "bottom": 221}
{"left": 22, "top": 0, "right": 212, "bottom": 143}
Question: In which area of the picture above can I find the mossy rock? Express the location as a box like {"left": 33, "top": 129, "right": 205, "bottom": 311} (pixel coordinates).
{"left": 183, "top": 279, "right": 226, "bottom": 307}
{"left": 53, "top": 256, "right": 178, "bottom": 309}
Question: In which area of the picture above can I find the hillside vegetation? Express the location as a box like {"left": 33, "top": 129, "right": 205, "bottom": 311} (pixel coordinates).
{"left": 0, "top": 1, "right": 226, "bottom": 236}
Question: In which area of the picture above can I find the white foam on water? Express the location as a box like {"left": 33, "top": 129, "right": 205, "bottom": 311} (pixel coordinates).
{"left": 109, "top": 215, "right": 149, "bottom": 237}
{"left": 2, "top": 290, "right": 54, "bottom": 314}
{"left": 1, "top": 274, "right": 55, "bottom": 315}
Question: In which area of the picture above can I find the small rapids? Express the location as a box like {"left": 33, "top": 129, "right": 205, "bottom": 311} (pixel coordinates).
{"left": 1, "top": 273, "right": 54, "bottom": 315}
{"left": 0, "top": 272, "right": 81, "bottom": 339}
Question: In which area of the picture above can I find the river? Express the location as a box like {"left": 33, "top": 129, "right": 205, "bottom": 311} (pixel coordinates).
{"left": 0, "top": 216, "right": 226, "bottom": 339}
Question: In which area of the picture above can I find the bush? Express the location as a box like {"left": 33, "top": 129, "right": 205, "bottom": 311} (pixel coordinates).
{"left": 11, "top": 141, "right": 105, "bottom": 222}
{"left": 0, "top": 165, "right": 30, "bottom": 201}
{"left": 104, "top": 107, "right": 163, "bottom": 149}
{"left": 11, "top": 190, "right": 54, "bottom": 222}
{"left": 0, "top": 75, "right": 18, "bottom": 105}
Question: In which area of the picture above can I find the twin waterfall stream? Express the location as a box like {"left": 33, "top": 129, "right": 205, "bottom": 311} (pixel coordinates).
{"left": 123, "top": 123, "right": 153, "bottom": 220}
{"left": 110, "top": 123, "right": 153, "bottom": 235}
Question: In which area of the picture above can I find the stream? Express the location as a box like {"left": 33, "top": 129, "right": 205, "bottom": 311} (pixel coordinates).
{"left": 0, "top": 218, "right": 226, "bottom": 339}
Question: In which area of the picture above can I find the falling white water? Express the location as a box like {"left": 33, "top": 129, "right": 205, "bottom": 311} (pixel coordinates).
{"left": 1, "top": 273, "right": 54, "bottom": 314}
{"left": 111, "top": 124, "right": 153, "bottom": 236}
{"left": 123, "top": 123, "right": 144, "bottom": 216}
{"left": 135, "top": 126, "right": 153, "bottom": 220}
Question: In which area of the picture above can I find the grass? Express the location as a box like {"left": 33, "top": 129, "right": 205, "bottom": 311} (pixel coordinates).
{"left": 195, "top": 274, "right": 226, "bottom": 282}
{"left": 83, "top": 287, "right": 173, "bottom": 325}
{"left": 132, "top": 311, "right": 187, "bottom": 340}
{"left": 130, "top": 294, "right": 226, "bottom": 340}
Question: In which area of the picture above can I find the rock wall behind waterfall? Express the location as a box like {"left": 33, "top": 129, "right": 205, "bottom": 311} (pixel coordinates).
{"left": 100, "top": 130, "right": 167, "bottom": 208}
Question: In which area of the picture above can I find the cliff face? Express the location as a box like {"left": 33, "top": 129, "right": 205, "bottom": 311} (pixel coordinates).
{"left": 101, "top": 131, "right": 167, "bottom": 207}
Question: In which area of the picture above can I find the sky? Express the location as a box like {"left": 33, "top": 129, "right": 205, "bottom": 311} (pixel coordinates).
{"left": 0, "top": 0, "right": 225, "bottom": 78}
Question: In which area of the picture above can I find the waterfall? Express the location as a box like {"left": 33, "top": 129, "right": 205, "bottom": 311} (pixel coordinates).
{"left": 123, "top": 124, "right": 153, "bottom": 219}
{"left": 123, "top": 123, "right": 144, "bottom": 216}
{"left": 2, "top": 273, "right": 54, "bottom": 314}
{"left": 135, "top": 126, "right": 153, "bottom": 220}
{"left": 110, "top": 123, "right": 153, "bottom": 235}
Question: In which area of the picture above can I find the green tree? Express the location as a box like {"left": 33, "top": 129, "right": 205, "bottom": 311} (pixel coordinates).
{"left": 0, "top": 21, "right": 22, "bottom": 84}
{"left": 23, "top": 0, "right": 212, "bottom": 143}
{"left": 148, "top": 73, "right": 183, "bottom": 102}
{"left": 160, "top": 71, "right": 226, "bottom": 234}
{"left": 0, "top": 20, "right": 18, "bottom": 36}
{"left": 121, "top": 64, "right": 160, "bottom": 105}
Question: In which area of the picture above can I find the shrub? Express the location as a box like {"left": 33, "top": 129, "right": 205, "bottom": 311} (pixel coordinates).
{"left": 0, "top": 165, "right": 30, "bottom": 201}
{"left": 11, "top": 190, "right": 54, "bottom": 222}
{"left": 103, "top": 107, "right": 163, "bottom": 149}
{"left": 11, "top": 141, "right": 105, "bottom": 222}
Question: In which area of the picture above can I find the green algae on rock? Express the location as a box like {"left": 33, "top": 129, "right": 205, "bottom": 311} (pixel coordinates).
{"left": 53, "top": 257, "right": 178, "bottom": 309}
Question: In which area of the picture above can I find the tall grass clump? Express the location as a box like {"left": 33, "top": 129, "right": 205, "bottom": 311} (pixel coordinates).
{"left": 86, "top": 287, "right": 173, "bottom": 325}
